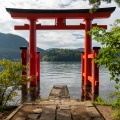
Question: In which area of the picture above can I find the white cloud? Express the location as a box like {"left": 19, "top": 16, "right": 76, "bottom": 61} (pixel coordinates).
{"left": 0, "top": 0, "right": 119, "bottom": 49}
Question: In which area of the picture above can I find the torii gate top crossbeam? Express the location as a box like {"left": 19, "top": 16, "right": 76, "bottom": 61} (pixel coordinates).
{"left": 6, "top": 7, "right": 115, "bottom": 19}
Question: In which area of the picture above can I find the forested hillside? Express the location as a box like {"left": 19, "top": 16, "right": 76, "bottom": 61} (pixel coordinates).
{"left": 42, "top": 49, "right": 82, "bottom": 61}
{"left": 0, "top": 32, "right": 46, "bottom": 61}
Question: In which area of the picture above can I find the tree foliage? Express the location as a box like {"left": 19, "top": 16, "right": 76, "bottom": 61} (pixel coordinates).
{"left": 89, "top": 19, "right": 120, "bottom": 119}
{"left": 42, "top": 49, "right": 82, "bottom": 62}
{"left": 89, "top": 19, "right": 120, "bottom": 84}
{"left": 87, "top": 0, "right": 120, "bottom": 9}
{"left": 0, "top": 59, "right": 28, "bottom": 106}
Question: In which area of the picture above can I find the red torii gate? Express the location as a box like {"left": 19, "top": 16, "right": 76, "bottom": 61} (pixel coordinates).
{"left": 6, "top": 7, "right": 115, "bottom": 100}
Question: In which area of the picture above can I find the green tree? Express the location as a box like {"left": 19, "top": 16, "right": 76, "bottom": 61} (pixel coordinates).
{"left": 87, "top": 0, "right": 120, "bottom": 9}
{"left": 89, "top": 19, "right": 120, "bottom": 119}
{"left": 42, "top": 49, "right": 81, "bottom": 62}
{"left": 0, "top": 59, "right": 28, "bottom": 106}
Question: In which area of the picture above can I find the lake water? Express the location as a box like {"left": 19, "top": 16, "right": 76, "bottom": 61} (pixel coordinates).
{"left": 40, "top": 62, "right": 115, "bottom": 100}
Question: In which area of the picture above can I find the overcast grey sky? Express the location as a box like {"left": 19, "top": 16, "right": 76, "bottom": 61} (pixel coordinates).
{"left": 0, "top": 0, "right": 119, "bottom": 50}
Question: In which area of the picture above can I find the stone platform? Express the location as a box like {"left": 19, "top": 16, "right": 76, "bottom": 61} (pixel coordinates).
{"left": 5, "top": 85, "right": 104, "bottom": 120}
{"left": 49, "top": 85, "right": 70, "bottom": 99}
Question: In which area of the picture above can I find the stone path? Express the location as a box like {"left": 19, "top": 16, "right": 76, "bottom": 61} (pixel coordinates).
{"left": 5, "top": 85, "right": 104, "bottom": 120}
{"left": 6, "top": 100, "right": 104, "bottom": 120}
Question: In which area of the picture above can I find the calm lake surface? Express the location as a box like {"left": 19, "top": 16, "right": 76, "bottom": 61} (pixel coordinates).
{"left": 40, "top": 62, "right": 115, "bottom": 100}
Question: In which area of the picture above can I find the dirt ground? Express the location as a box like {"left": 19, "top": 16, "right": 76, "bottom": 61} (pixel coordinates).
{"left": 0, "top": 108, "right": 16, "bottom": 120}
{"left": 0, "top": 104, "right": 117, "bottom": 120}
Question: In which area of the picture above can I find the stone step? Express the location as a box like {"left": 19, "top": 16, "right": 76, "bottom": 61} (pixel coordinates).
{"left": 57, "top": 109, "right": 71, "bottom": 120}
{"left": 86, "top": 106, "right": 101, "bottom": 118}
{"left": 49, "top": 85, "right": 70, "bottom": 99}
{"left": 39, "top": 105, "right": 56, "bottom": 120}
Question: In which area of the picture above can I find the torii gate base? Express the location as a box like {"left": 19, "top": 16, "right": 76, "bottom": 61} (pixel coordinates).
{"left": 81, "top": 47, "right": 100, "bottom": 101}
{"left": 20, "top": 46, "right": 40, "bottom": 101}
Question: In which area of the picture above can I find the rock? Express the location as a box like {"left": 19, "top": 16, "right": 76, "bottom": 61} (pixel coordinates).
{"left": 28, "top": 114, "right": 40, "bottom": 119}
{"left": 85, "top": 101, "right": 93, "bottom": 107}
{"left": 33, "top": 108, "right": 42, "bottom": 114}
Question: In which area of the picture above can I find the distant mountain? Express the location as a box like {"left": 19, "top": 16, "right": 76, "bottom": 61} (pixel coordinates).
{"left": 46, "top": 48, "right": 58, "bottom": 51}
{"left": 47, "top": 48, "right": 84, "bottom": 52}
{"left": 76, "top": 48, "right": 84, "bottom": 52}
{"left": 0, "top": 32, "right": 46, "bottom": 61}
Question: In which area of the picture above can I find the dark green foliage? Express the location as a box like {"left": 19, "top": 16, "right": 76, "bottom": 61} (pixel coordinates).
{"left": 94, "top": 96, "right": 111, "bottom": 106}
{"left": 0, "top": 106, "right": 17, "bottom": 111}
{"left": 42, "top": 49, "right": 81, "bottom": 62}
{"left": 114, "top": 0, "right": 120, "bottom": 7}
{"left": 86, "top": 0, "right": 120, "bottom": 13}
{"left": 87, "top": 0, "right": 116, "bottom": 8}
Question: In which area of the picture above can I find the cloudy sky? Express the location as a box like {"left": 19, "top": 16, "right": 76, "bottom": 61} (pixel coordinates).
{"left": 0, "top": 0, "right": 120, "bottom": 50}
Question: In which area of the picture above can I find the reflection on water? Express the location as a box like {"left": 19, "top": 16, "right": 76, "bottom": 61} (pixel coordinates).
{"left": 21, "top": 62, "right": 116, "bottom": 103}
{"left": 40, "top": 62, "right": 115, "bottom": 100}
{"left": 21, "top": 81, "right": 41, "bottom": 103}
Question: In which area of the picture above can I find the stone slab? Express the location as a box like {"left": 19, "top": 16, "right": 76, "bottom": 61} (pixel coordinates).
{"left": 39, "top": 101, "right": 59, "bottom": 105}
{"left": 28, "top": 114, "right": 40, "bottom": 119}
{"left": 39, "top": 105, "right": 56, "bottom": 120}
{"left": 85, "top": 101, "right": 93, "bottom": 107}
{"left": 59, "top": 105, "right": 70, "bottom": 110}
{"left": 86, "top": 107, "right": 101, "bottom": 118}
{"left": 70, "top": 105, "right": 90, "bottom": 120}
{"left": 69, "top": 102, "right": 85, "bottom": 106}
{"left": 57, "top": 109, "right": 71, "bottom": 120}
{"left": 61, "top": 101, "right": 70, "bottom": 105}
{"left": 49, "top": 85, "right": 70, "bottom": 99}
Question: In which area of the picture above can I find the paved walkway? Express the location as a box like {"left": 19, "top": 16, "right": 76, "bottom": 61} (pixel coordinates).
{"left": 5, "top": 85, "right": 104, "bottom": 120}
{"left": 6, "top": 100, "right": 104, "bottom": 120}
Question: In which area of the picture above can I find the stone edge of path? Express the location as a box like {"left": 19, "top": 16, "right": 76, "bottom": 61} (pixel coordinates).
{"left": 5, "top": 105, "right": 23, "bottom": 120}
{"left": 85, "top": 101, "right": 104, "bottom": 119}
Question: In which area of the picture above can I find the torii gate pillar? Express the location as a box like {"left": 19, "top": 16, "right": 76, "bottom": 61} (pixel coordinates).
{"left": 84, "top": 19, "right": 92, "bottom": 86}
{"left": 29, "top": 19, "right": 37, "bottom": 86}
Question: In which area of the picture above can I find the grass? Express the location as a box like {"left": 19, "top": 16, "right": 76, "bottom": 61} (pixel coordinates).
{"left": 0, "top": 105, "right": 17, "bottom": 111}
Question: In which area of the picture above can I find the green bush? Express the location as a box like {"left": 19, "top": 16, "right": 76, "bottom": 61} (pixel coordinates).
{"left": 0, "top": 59, "right": 28, "bottom": 106}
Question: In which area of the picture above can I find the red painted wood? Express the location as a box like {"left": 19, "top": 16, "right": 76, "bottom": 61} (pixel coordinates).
{"left": 11, "top": 12, "right": 112, "bottom": 19}
{"left": 81, "top": 52, "right": 84, "bottom": 81}
{"left": 84, "top": 19, "right": 92, "bottom": 86}
{"left": 37, "top": 52, "right": 40, "bottom": 81}
{"left": 29, "top": 19, "right": 37, "bottom": 86}
{"left": 20, "top": 46, "right": 28, "bottom": 96}
{"left": 92, "top": 47, "right": 100, "bottom": 94}
{"left": 15, "top": 24, "right": 85, "bottom": 30}
{"left": 20, "top": 46, "right": 28, "bottom": 77}
{"left": 88, "top": 54, "right": 93, "bottom": 58}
